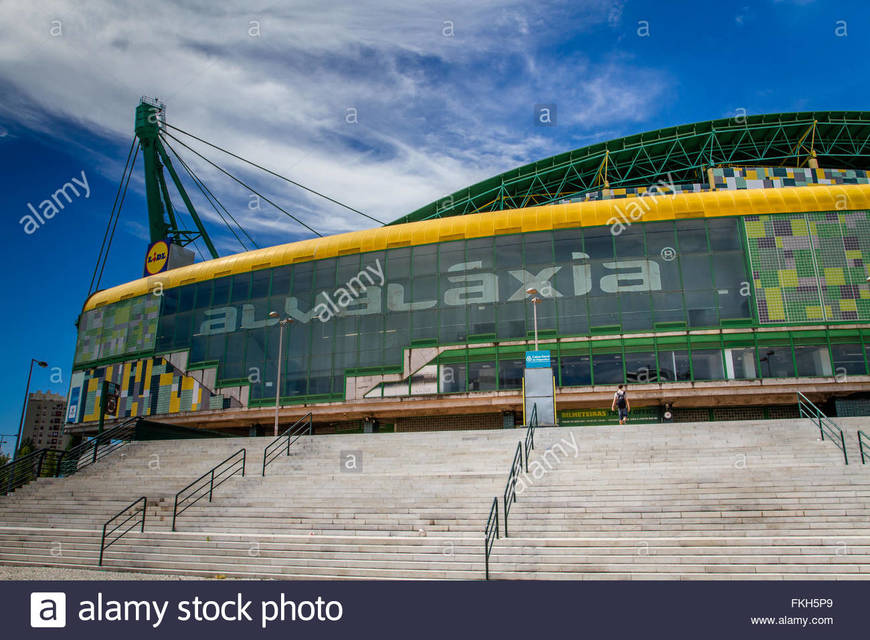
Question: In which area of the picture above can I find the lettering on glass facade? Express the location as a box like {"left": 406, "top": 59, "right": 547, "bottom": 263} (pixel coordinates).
{"left": 196, "top": 257, "right": 667, "bottom": 336}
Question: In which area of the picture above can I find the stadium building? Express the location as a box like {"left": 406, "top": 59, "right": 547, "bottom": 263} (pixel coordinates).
{"left": 65, "top": 110, "right": 870, "bottom": 435}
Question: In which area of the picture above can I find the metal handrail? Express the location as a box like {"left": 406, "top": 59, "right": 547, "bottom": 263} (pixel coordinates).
{"left": 503, "top": 441, "right": 524, "bottom": 537}
{"left": 99, "top": 496, "right": 146, "bottom": 566}
{"left": 59, "top": 417, "right": 139, "bottom": 477}
{"left": 0, "top": 448, "right": 66, "bottom": 495}
{"left": 797, "top": 392, "right": 848, "bottom": 465}
{"left": 172, "top": 449, "right": 246, "bottom": 531}
{"left": 859, "top": 431, "right": 869, "bottom": 465}
{"left": 484, "top": 497, "right": 499, "bottom": 580}
{"left": 524, "top": 403, "right": 538, "bottom": 472}
{"left": 262, "top": 412, "right": 312, "bottom": 476}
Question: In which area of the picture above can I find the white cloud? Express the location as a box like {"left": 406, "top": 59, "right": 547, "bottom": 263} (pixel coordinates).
{"left": 0, "top": 0, "right": 669, "bottom": 247}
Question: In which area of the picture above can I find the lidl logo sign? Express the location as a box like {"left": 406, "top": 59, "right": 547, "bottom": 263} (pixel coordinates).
{"left": 144, "top": 240, "right": 170, "bottom": 276}
{"left": 525, "top": 350, "right": 551, "bottom": 368}
{"left": 30, "top": 592, "right": 66, "bottom": 628}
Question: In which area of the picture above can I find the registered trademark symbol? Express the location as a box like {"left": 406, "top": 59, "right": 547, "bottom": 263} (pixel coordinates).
{"left": 660, "top": 246, "right": 676, "bottom": 261}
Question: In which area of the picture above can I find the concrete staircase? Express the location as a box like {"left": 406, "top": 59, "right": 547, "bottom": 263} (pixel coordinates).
{"left": 0, "top": 418, "right": 868, "bottom": 579}
{"left": 489, "top": 417, "right": 870, "bottom": 579}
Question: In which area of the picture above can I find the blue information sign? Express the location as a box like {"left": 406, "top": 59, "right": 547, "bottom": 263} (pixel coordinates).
{"left": 525, "top": 350, "right": 551, "bottom": 368}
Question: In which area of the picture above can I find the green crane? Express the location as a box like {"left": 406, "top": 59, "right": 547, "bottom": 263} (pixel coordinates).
{"left": 134, "top": 97, "right": 218, "bottom": 259}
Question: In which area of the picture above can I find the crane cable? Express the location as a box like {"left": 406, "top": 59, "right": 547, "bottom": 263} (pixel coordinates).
{"left": 162, "top": 131, "right": 323, "bottom": 237}
{"left": 95, "top": 142, "right": 140, "bottom": 293}
{"left": 88, "top": 136, "right": 138, "bottom": 296}
{"left": 163, "top": 121, "right": 384, "bottom": 225}
{"left": 163, "top": 138, "right": 259, "bottom": 252}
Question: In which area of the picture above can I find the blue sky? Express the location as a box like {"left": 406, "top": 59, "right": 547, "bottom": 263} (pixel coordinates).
{"left": 1, "top": 0, "right": 869, "bottom": 454}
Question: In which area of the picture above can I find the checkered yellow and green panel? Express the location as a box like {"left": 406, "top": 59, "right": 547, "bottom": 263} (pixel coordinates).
{"left": 75, "top": 355, "right": 241, "bottom": 423}
{"left": 745, "top": 211, "right": 870, "bottom": 323}
{"left": 74, "top": 293, "right": 160, "bottom": 365}
{"left": 713, "top": 166, "right": 870, "bottom": 190}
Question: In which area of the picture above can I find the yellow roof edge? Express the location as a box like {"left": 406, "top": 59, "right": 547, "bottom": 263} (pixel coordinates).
{"left": 83, "top": 183, "right": 870, "bottom": 311}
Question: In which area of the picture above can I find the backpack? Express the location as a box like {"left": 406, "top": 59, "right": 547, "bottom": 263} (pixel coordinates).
{"left": 616, "top": 390, "right": 626, "bottom": 409}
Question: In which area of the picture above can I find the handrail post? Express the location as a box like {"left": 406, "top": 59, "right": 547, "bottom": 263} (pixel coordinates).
{"left": 840, "top": 430, "right": 848, "bottom": 465}
{"left": 141, "top": 497, "right": 147, "bottom": 532}
{"left": 172, "top": 494, "right": 179, "bottom": 532}
{"left": 209, "top": 468, "right": 215, "bottom": 502}
{"left": 99, "top": 522, "right": 107, "bottom": 566}
{"left": 242, "top": 449, "right": 246, "bottom": 477}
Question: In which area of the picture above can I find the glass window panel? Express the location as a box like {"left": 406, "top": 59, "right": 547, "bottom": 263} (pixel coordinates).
{"left": 468, "top": 303, "right": 496, "bottom": 335}
{"left": 439, "top": 306, "right": 466, "bottom": 343}
{"left": 680, "top": 254, "right": 713, "bottom": 290}
{"left": 270, "top": 266, "right": 291, "bottom": 297}
{"left": 624, "top": 351, "right": 657, "bottom": 383}
{"left": 560, "top": 355, "right": 591, "bottom": 386}
{"left": 313, "top": 258, "right": 336, "bottom": 291}
{"left": 615, "top": 225, "right": 644, "bottom": 258}
{"left": 336, "top": 253, "right": 362, "bottom": 283}
{"left": 162, "top": 288, "right": 178, "bottom": 315}
{"left": 555, "top": 297, "right": 588, "bottom": 335}
{"left": 644, "top": 222, "right": 676, "bottom": 257}
{"left": 194, "top": 281, "right": 213, "bottom": 309}
{"left": 498, "top": 359, "right": 524, "bottom": 390}
{"left": 553, "top": 229, "right": 583, "bottom": 263}
{"left": 651, "top": 291, "right": 685, "bottom": 324}
{"left": 794, "top": 345, "right": 832, "bottom": 377}
{"left": 685, "top": 290, "right": 718, "bottom": 327}
{"left": 412, "top": 243, "right": 437, "bottom": 274}
{"left": 619, "top": 292, "right": 653, "bottom": 332}
{"left": 468, "top": 361, "right": 497, "bottom": 391}
{"left": 657, "top": 349, "right": 691, "bottom": 381}
{"left": 691, "top": 348, "right": 724, "bottom": 380}
{"left": 178, "top": 285, "right": 195, "bottom": 312}
{"left": 583, "top": 227, "right": 614, "bottom": 259}
{"left": 496, "top": 302, "right": 525, "bottom": 339}
{"left": 725, "top": 347, "right": 757, "bottom": 379}
{"left": 411, "top": 307, "right": 439, "bottom": 342}
{"left": 251, "top": 270, "right": 271, "bottom": 299}
{"left": 230, "top": 273, "right": 251, "bottom": 302}
{"left": 495, "top": 235, "right": 522, "bottom": 269}
{"left": 675, "top": 220, "right": 708, "bottom": 253}
{"left": 708, "top": 218, "right": 741, "bottom": 251}
{"left": 831, "top": 343, "right": 865, "bottom": 375}
{"left": 592, "top": 352, "right": 623, "bottom": 385}
{"left": 440, "top": 363, "right": 466, "bottom": 393}
{"left": 156, "top": 315, "right": 174, "bottom": 351}
{"left": 524, "top": 231, "right": 553, "bottom": 265}
{"left": 588, "top": 291, "right": 620, "bottom": 328}
{"left": 757, "top": 346, "right": 793, "bottom": 378}
{"left": 211, "top": 279, "right": 230, "bottom": 306}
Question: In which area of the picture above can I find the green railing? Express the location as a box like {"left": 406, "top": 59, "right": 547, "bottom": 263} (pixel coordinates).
{"left": 58, "top": 418, "right": 139, "bottom": 477}
{"left": 797, "top": 392, "right": 848, "bottom": 465}
{"left": 172, "top": 449, "right": 246, "bottom": 531}
{"left": 859, "top": 431, "right": 869, "bottom": 465}
{"left": 523, "top": 403, "right": 538, "bottom": 471}
{"left": 262, "top": 413, "right": 313, "bottom": 476}
{"left": 502, "top": 441, "right": 524, "bottom": 537}
{"left": 484, "top": 497, "right": 499, "bottom": 580}
{"left": 0, "top": 448, "right": 66, "bottom": 495}
{"left": 99, "top": 496, "right": 146, "bottom": 566}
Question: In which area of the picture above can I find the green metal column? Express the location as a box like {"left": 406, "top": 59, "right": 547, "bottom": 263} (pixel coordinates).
{"left": 135, "top": 101, "right": 170, "bottom": 243}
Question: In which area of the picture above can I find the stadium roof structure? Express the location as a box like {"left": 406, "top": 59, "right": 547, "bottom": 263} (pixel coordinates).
{"left": 388, "top": 111, "right": 870, "bottom": 225}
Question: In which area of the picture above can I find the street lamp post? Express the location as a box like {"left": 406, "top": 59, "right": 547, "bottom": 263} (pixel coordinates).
{"left": 269, "top": 312, "right": 292, "bottom": 437}
{"left": 526, "top": 288, "right": 541, "bottom": 350}
{"left": 14, "top": 359, "right": 48, "bottom": 460}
